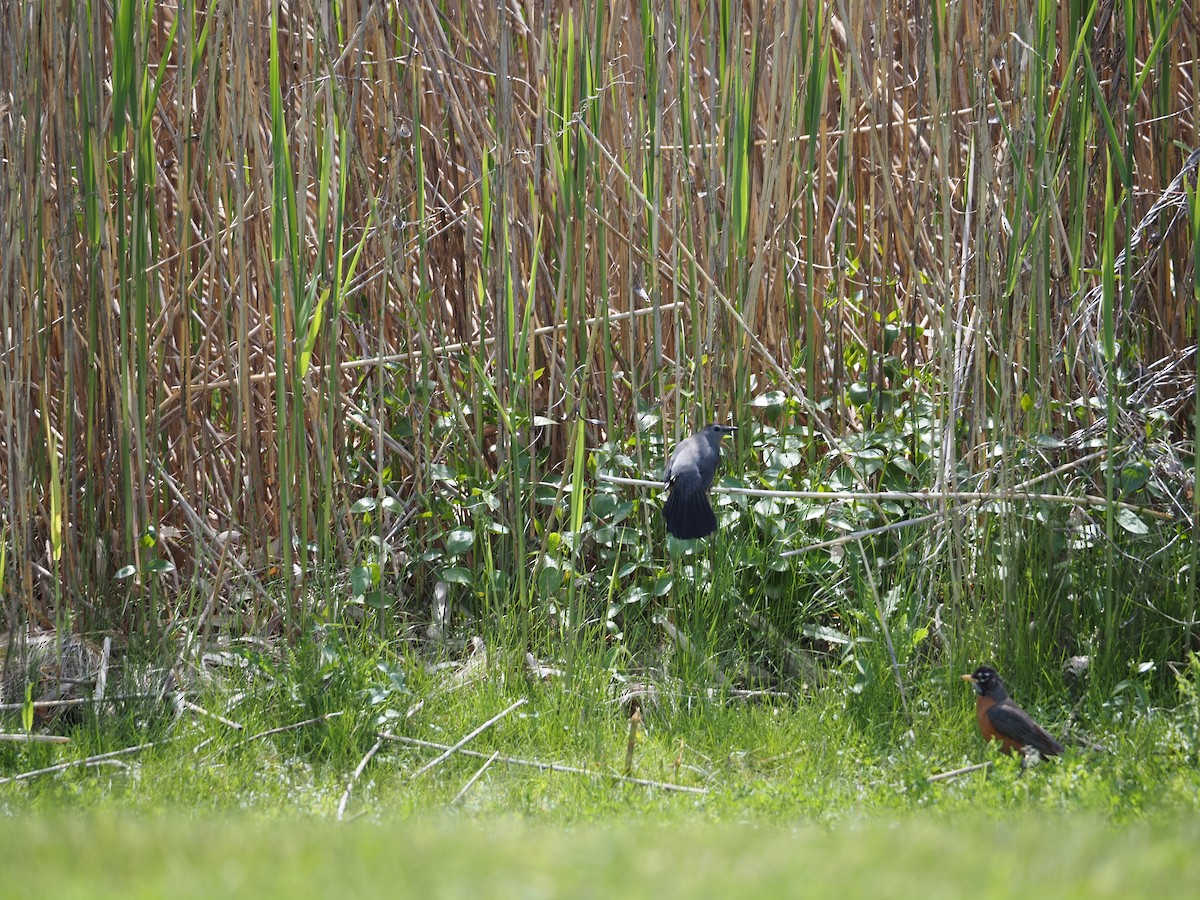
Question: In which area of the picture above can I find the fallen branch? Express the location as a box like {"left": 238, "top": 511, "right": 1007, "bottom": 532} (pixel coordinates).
{"left": 159, "top": 301, "right": 687, "bottom": 412}
{"left": 597, "top": 473, "right": 1175, "bottom": 521}
{"left": 337, "top": 737, "right": 384, "bottom": 822}
{"left": 0, "top": 739, "right": 170, "bottom": 786}
{"left": 407, "top": 697, "right": 528, "bottom": 780}
{"left": 928, "top": 761, "right": 993, "bottom": 782}
{"left": 95, "top": 636, "right": 112, "bottom": 705}
{"left": 0, "top": 692, "right": 160, "bottom": 712}
{"left": 452, "top": 751, "right": 500, "bottom": 805}
{"left": 175, "top": 696, "right": 243, "bottom": 731}
{"left": 0, "top": 734, "right": 70, "bottom": 743}
{"left": 191, "top": 710, "right": 346, "bottom": 756}
{"left": 243, "top": 711, "right": 345, "bottom": 744}
{"left": 383, "top": 734, "right": 709, "bottom": 795}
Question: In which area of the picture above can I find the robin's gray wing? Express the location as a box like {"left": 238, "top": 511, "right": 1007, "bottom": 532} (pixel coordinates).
{"left": 986, "top": 701, "right": 1064, "bottom": 756}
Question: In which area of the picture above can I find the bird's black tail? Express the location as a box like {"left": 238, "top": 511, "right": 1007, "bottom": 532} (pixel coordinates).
{"left": 662, "top": 484, "right": 718, "bottom": 539}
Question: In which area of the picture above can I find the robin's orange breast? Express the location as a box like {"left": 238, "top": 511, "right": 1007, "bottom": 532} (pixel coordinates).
{"left": 975, "top": 694, "right": 1024, "bottom": 754}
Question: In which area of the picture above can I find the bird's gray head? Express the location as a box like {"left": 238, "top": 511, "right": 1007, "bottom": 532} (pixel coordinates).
{"left": 700, "top": 427, "right": 734, "bottom": 448}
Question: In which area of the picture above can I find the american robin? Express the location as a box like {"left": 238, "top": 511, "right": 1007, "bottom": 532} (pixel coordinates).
{"left": 661, "top": 424, "right": 737, "bottom": 539}
{"left": 962, "top": 665, "right": 1064, "bottom": 757}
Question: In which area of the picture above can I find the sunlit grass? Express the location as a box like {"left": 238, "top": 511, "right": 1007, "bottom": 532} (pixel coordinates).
{"left": 2, "top": 809, "right": 1200, "bottom": 899}
{"left": 3, "top": 640, "right": 1197, "bottom": 824}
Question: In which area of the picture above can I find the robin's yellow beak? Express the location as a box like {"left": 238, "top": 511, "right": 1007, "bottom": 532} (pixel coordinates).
{"left": 961, "top": 673, "right": 976, "bottom": 683}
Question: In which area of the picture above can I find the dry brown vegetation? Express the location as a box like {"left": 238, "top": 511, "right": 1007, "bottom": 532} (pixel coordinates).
{"left": 0, "top": 1, "right": 1196, "bottom": 652}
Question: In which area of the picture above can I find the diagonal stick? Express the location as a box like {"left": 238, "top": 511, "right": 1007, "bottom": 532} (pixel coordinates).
{"left": 408, "top": 697, "right": 527, "bottom": 780}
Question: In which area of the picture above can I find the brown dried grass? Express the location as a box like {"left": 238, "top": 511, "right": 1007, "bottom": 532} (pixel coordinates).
{"left": 0, "top": 1, "right": 1195, "bottom": 632}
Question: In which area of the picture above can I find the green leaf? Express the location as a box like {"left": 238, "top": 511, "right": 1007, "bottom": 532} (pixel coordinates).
{"left": 1033, "top": 434, "right": 1065, "bottom": 448}
{"left": 623, "top": 586, "right": 650, "bottom": 607}
{"left": 537, "top": 561, "right": 563, "bottom": 596}
{"left": 440, "top": 566, "right": 473, "bottom": 586}
{"left": 882, "top": 322, "right": 901, "bottom": 351}
{"left": 362, "top": 591, "right": 389, "bottom": 609}
{"left": 1115, "top": 508, "right": 1149, "bottom": 535}
{"left": 750, "top": 390, "right": 787, "bottom": 410}
{"left": 115, "top": 565, "right": 137, "bottom": 580}
{"left": 591, "top": 525, "right": 616, "bottom": 545}
{"left": 350, "top": 565, "right": 376, "bottom": 595}
{"left": 847, "top": 382, "right": 871, "bottom": 406}
{"left": 350, "top": 497, "right": 377, "bottom": 514}
{"left": 802, "top": 624, "right": 852, "bottom": 645}
{"left": 590, "top": 493, "right": 619, "bottom": 517}
{"left": 445, "top": 528, "right": 475, "bottom": 555}
{"left": 1119, "top": 462, "right": 1150, "bottom": 493}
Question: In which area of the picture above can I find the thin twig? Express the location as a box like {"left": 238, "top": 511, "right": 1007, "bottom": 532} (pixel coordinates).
{"left": 781, "top": 509, "right": 950, "bottom": 558}
{"left": 176, "top": 696, "right": 243, "bottom": 731}
{"left": 95, "top": 636, "right": 112, "bottom": 705}
{"left": 337, "top": 737, "right": 384, "bottom": 822}
{"left": 408, "top": 697, "right": 528, "bottom": 780}
{"left": 928, "top": 761, "right": 993, "bottom": 782}
{"left": 383, "top": 734, "right": 709, "bottom": 795}
{"left": 160, "top": 301, "right": 686, "bottom": 407}
{"left": 243, "top": 711, "right": 345, "bottom": 744}
{"left": 596, "top": 473, "right": 1175, "bottom": 520}
{"left": 0, "top": 734, "right": 70, "bottom": 743}
{"left": 452, "top": 751, "right": 500, "bottom": 805}
{"left": 153, "top": 459, "right": 279, "bottom": 611}
{"left": 0, "top": 739, "right": 170, "bottom": 786}
{"left": 191, "top": 711, "right": 346, "bottom": 756}
{"left": 0, "top": 692, "right": 160, "bottom": 712}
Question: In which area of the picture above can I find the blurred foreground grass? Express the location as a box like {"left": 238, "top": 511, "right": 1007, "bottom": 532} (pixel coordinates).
{"left": 2, "top": 813, "right": 1198, "bottom": 899}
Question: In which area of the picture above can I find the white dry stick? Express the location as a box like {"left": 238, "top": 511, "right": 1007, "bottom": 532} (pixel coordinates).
{"left": 595, "top": 473, "right": 1174, "bottom": 520}
{"left": 0, "top": 692, "right": 159, "bottom": 712}
{"left": 176, "top": 696, "right": 243, "bottom": 730}
{"left": 927, "top": 761, "right": 993, "bottom": 782}
{"left": 0, "top": 739, "right": 171, "bottom": 786}
{"left": 384, "top": 734, "right": 709, "bottom": 795}
{"left": 95, "top": 636, "right": 112, "bottom": 705}
{"left": 337, "top": 737, "right": 384, "bottom": 822}
{"left": 408, "top": 697, "right": 528, "bottom": 780}
{"left": 452, "top": 751, "right": 500, "bottom": 805}
{"left": 0, "top": 734, "right": 71, "bottom": 743}
{"left": 242, "top": 711, "right": 345, "bottom": 744}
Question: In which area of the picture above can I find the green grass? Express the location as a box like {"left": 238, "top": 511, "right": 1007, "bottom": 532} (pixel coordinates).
{"left": 3, "top": 645, "right": 1198, "bottom": 821}
{"left": 2, "top": 813, "right": 1200, "bottom": 899}
{"left": 3, "top": 641, "right": 1199, "bottom": 894}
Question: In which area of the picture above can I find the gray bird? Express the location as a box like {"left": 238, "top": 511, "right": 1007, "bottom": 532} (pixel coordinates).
{"left": 662, "top": 424, "right": 737, "bottom": 539}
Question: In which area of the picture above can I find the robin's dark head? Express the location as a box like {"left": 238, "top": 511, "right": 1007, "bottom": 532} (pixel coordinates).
{"left": 961, "top": 665, "right": 1009, "bottom": 701}
{"left": 704, "top": 424, "right": 738, "bottom": 438}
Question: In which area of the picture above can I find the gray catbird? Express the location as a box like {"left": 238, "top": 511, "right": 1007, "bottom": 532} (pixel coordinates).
{"left": 661, "top": 424, "right": 737, "bottom": 539}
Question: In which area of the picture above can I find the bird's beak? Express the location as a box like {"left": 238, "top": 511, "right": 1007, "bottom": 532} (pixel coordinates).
{"left": 960, "top": 674, "right": 976, "bottom": 683}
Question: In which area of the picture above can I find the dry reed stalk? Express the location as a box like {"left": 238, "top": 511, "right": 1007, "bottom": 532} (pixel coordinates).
{"left": 0, "top": 0, "right": 1192, "bottom": 640}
